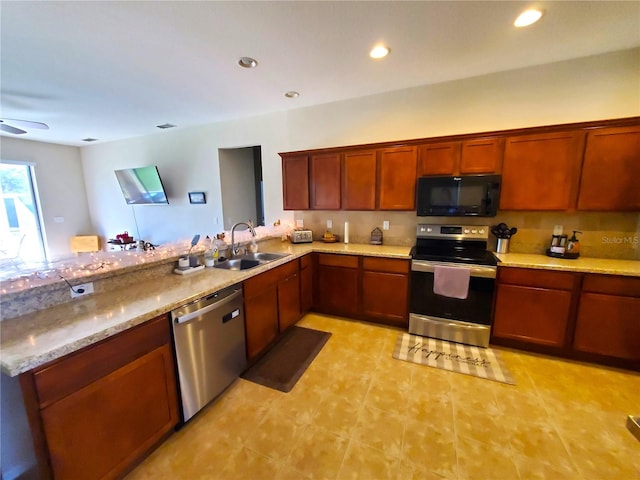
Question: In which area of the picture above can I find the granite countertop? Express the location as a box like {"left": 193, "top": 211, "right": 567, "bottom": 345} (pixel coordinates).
{"left": 0, "top": 241, "right": 411, "bottom": 377}
{"left": 4, "top": 241, "right": 636, "bottom": 377}
{"left": 495, "top": 253, "right": 640, "bottom": 276}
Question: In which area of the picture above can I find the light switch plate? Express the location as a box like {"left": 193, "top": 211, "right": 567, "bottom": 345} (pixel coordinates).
{"left": 327, "top": 219, "right": 332, "bottom": 229}
{"left": 383, "top": 221, "right": 390, "bottom": 230}
{"left": 296, "top": 219, "right": 304, "bottom": 228}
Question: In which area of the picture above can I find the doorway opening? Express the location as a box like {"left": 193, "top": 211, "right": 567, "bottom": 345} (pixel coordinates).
{"left": 218, "top": 146, "right": 264, "bottom": 230}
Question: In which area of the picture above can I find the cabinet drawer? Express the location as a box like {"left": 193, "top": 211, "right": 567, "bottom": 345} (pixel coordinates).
{"left": 300, "top": 253, "right": 312, "bottom": 269}
{"left": 33, "top": 315, "right": 170, "bottom": 409}
{"left": 244, "top": 266, "right": 281, "bottom": 298}
{"left": 362, "top": 256, "right": 409, "bottom": 274}
{"left": 582, "top": 274, "right": 640, "bottom": 297}
{"left": 317, "top": 253, "right": 359, "bottom": 268}
{"left": 499, "top": 267, "right": 576, "bottom": 290}
{"left": 277, "top": 259, "right": 299, "bottom": 278}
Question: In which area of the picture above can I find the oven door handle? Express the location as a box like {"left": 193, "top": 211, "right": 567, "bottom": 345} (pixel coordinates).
{"left": 411, "top": 260, "right": 496, "bottom": 279}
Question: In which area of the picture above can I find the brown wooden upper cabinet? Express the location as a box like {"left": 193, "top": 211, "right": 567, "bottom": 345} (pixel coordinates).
{"left": 343, "top": 150, "right": 377, "bottom": 210}
{"left": 577, "top": 125, "right": 640, "bottom": 211}
{"left": 500, "top": 130, "right": 585, "bottom": 210}
{"left": 282, "top": 154, "right": 309, "bottom": 210}
{"left": 310, "top": 152, "right": 341, "bottom": 209}
{"left": 418, "top": 137, "right": 502, "bottom": 176}
{"left": 378, "top": 146, "right": 418, "bottom": 210}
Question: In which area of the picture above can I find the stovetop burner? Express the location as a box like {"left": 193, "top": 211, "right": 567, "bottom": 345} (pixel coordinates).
{"left": 412, "top": 223, "right": 498, "bottom": 266}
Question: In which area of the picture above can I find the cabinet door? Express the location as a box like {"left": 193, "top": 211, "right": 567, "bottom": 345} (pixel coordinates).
{"left": 310, "top": 152, "right": 341, "bottom": 209}
{"left": 282, "top": 154, "right": 309, "bottom": 210}
{"left": 41, "top": 345, "right": 178, "bottom": 480}
{"left": 418, "top": 142, "right": 459, "bottom": 176}
{"left": 500, "top": 131, "right": 585, "bottom": 210}
{"left": 460, "top": 137, "right": 503, "bottom": 174}
{"left": 378, "top": 146, "right": 418, "bottom": 210}
{"left": 278, "top": 272, "right": 301, "bottom": 332}
{"left": 573, "top": 293, "right": 640, "bottom": 361}
{"left": 316, "top": 262, "right": 359, "bottom": 317}
{"left": 577, "top": 125, "right": 640, "bottom": 211}
{"left": 343, "top": 150, "right": 377, "bottom": 210}
{"left": 316, "top": 266, "right": 359, "bottom": 316}
{"left": 361, "top": 271, "right": 408, "bottom": 326}
{"left": 492, "top": 284, "right": 572, "bottom": 347}
{"left": 300, "top": 255, "right": 314, "bottom": 313}
{"left": 244, "top": 285, "right": 279, "bottom": 360}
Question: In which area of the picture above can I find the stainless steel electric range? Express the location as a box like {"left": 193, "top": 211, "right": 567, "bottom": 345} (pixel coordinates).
{"left": 409, "top": 224, "right": 498, "bottom": 348}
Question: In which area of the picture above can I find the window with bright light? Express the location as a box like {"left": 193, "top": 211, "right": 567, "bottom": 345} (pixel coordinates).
{"left": 0, "top": 162, "right": 46, "bottom": 270}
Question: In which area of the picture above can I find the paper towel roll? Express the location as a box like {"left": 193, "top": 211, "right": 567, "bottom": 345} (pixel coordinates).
{"left": 344, "top": 222, "right": 349, "bottom": 244}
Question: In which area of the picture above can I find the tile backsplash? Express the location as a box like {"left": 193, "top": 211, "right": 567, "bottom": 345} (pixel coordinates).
{"left": 296, "top": 210, "right": 640, "bottom": 260}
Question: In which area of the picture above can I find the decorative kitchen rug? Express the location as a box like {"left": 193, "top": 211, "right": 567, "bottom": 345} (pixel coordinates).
{"left": 393, "top": 333, "right": 515, "bottom": 385}
{"left": 241, "top": 326, "right": 331, "bottom": 393}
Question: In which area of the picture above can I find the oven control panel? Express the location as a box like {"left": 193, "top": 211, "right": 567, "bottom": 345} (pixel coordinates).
{"left": 416, "top": 224, "right": 489, "bottom": 240}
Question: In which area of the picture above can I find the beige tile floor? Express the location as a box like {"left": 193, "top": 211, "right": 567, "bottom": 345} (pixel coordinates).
{"left": 127, "top": 313, "right": 640, "bottom": 480}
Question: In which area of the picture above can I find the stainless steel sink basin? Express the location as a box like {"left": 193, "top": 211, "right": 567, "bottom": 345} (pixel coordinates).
{"left": 239, "top": 252, "right": 289, "bottom": 262}
{"left": 213, "top": 252, "right": 289, "bottom": 271}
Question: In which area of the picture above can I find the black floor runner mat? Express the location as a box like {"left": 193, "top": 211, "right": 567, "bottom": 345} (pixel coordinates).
{"left": 241, "top": 326, "right": 331, "bottom": 392}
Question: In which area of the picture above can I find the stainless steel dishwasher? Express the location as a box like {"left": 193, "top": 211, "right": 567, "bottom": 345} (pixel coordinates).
{"left": 170, "top": 284, "right": 246, "bottom": 423}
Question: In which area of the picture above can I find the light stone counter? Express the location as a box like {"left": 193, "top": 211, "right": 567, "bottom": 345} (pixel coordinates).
{"left": 495, "top": 253, "right": 640, "bottom": 277}
{"left": 0, "top": 241, "right": 411, "bottom": 376}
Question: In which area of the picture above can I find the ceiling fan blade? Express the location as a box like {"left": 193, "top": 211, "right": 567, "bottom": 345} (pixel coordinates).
{"left": 0, "top": 118, "right": 49, "bottom": 130}
{"left": 0, "top": 123, "right": 27, "bottom": 134}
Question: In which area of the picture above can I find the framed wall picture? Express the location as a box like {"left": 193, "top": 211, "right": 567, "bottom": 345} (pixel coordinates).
{"left": 188, "top": 192, "right": 206, "bottom": 204}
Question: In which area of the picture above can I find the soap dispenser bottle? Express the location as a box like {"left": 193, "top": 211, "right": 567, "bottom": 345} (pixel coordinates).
{"left": 566, "top": 230, "right": 582, "bottom": 258}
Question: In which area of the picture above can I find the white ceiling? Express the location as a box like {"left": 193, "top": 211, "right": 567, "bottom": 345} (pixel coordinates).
{"left": 1, "top": 1, "right": 639, "bottom": 147}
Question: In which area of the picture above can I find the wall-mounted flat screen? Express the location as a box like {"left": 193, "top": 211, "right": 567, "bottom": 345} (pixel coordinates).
{"left": 114, "top": 166, "right": 169, "bottom": 204}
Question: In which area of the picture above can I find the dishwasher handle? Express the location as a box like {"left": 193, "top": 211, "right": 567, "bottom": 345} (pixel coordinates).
{"left": 173, "top": 288, "right": 243, "bottom": 325}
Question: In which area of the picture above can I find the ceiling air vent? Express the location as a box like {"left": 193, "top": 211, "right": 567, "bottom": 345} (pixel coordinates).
{"left": 82, "top": 138, "right": 98, "bottom": 142}
{"left": 156, "top": 123, "right": 176, "bottom": 129}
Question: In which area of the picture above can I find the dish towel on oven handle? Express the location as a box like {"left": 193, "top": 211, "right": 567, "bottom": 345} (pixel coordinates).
{"left": 433, "top": 265, "right": 471, "bottom": 299}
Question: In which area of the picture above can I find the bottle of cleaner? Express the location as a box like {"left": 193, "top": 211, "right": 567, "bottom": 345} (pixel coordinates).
{"left": 566, "top": 230, "right": 582, "bottom": 258}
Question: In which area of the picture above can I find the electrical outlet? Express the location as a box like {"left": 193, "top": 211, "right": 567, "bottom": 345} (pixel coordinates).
{"left": 383, "top": 220, "right": 390, "bottom": 230}
{"left": 70, "top": 282, "right": 94, "bottom": 299}
{"left": 327, "top": 219, "right": 332, "bottom": 229}
{"left": 296, "top": 219, "right": 304, "bottom": 228}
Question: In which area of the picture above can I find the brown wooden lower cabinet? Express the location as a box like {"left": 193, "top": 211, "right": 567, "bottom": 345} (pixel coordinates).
{"left": 315, "top": 253, "right": 409, "bottom": 326}
{"left": 278, "top": 268, "right": 301, "bottom": 332}
{"left": 361, "top": 257, "right": 409, "bottom": 327}
{"left": 491, "top": 267, "right": 640, "bottom": 370}
{"left": 244, "top": 260, "right": 302, "bottom": 361}
{"left": 315, "top": 254, "right": 360, "bottom": 317}
{"left": 299, "top": 254, "right": 314, "bottom": 313}
{"left": 492, "top": 284, "right": 573, "bottom": 347}
{"left": 573, "top": 274, "right": 640, "bottom": 361}
{"left": 19, "top": 315, "right": 179, "bottom": 480}
{"left": 244, "top": 283, "right": 279, "bottom": 360}
{"left": 492, "top": 267, "right": 578, "bottom": 348}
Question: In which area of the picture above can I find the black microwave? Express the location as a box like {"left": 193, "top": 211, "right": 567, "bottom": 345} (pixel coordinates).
{"left": 416, "top": 175, "right": 501, "bottom": 217}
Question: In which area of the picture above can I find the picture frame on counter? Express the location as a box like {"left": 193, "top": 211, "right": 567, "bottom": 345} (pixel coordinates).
{"left": 188, "top": 192, "right": 206, "bottom": 204}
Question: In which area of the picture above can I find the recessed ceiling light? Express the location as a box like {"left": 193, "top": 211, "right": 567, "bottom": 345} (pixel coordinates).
{"left": 238, "top": 57, "right": 258, "bottom": 68}
{"left": 284, "top": 91, "right": 300, "bottom": 99}
{"left": 514, "top": 8, "right": 544, "bottom": 27}
{"left": 370, "top": 45, "right": 390, "bottom": 59}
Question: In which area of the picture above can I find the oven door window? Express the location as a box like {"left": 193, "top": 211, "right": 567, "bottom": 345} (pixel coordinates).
{"left": 410, "top": 270, "right": 495, "bottom": 325}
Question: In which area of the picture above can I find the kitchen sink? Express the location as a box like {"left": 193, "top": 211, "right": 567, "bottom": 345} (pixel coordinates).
{"left": 213, "top": 252, "right": 289, "bottom": 271}
{"left": 239, "top": 252, "right": 289, "bottom": 262}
